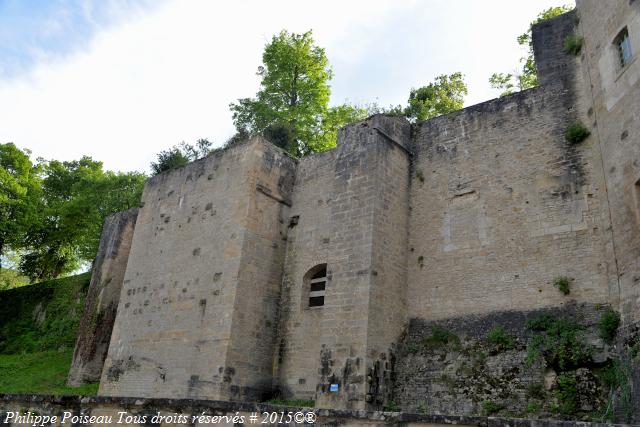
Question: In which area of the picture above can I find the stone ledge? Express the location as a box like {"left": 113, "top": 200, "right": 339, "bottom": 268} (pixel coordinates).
{"left": 1, "top": 394, "right": 636, "bottom": 427}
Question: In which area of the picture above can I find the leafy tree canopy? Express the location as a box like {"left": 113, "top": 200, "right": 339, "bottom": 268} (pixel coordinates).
{"left": 18, "top": 156, "right": 145, "bottom": 281}
{"left": 231, "top": 30, "right": 468, "bottom": 155}
{"left": 405, "top": 72, "right": 467, "bottom": 121}
{"left": 151, "top": 139, "right": 213, "bottom": 175}
{"left": 490, "top": 5, "right": 572, "bottom": 96}
{"left": 365, "top": 73, "right": 468, "bottom": 122}
{"left": 230, "top": 30, "right": 333, "bottom": 157}
{"left": 0, "top": 143, "right": 42, "bottom": 269}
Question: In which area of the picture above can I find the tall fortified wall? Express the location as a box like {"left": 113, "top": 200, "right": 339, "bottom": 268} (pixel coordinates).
{"left": 98, "top": 139, "right": 296, "bottom": 401}
{"left": 406, "top": 11, "right": 616, "bottom": 322}
{"left": 70, "top": 0, "right": 638, "bottom": 419}
{"left": 575, "top": 0, "right": 640, "bottom": 328}
{"left": 275, "top": 116, "right": 410, "bottom": 409}
{"left": 68, "top": 208, "right": 138, "bottom": 386}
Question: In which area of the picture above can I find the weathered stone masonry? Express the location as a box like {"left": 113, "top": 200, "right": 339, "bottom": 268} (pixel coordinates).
{"left": 68, "top": 0, "right": 639, "bottom": 420}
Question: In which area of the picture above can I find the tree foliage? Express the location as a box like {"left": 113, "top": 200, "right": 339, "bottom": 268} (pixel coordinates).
{"left": 404, "top": 72, "right": 467, "bottom": 121}
{"left": 151, "top": 139, "right": 213, "bottom": 175}
{"left": 11, "top": 155, "right": 145, "bottom": 281}
{"left": 231, "top": 30, "right": 468, "bottom": 156}
{"left": 0, "top": 143, "right": 42, "bottom": 269}
{"left": 365, "top": 73, "right": 467, "bottom": 122}
{"left": 230, "top": 30, "right": 333, "bottom": 156}
{"left": 490, "top": 5, "right": 572, "bottom": 96}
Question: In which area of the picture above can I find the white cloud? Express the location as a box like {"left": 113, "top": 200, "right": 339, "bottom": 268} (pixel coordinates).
{"left": 0, "top": 0, "right": 573, "bottom": 173}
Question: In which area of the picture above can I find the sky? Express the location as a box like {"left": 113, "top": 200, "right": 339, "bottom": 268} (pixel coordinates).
{"left": 0, "top": 0, "right": 574, "bottom": 174}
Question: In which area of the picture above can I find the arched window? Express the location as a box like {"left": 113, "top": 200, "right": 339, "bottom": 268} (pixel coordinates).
{"left": 305, "top": 264, "right": 327, "bottom": 308}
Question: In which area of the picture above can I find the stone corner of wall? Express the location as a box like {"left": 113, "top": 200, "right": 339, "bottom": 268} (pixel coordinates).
{"left": 532, "top": 9, "right": 579, "bottom": 87}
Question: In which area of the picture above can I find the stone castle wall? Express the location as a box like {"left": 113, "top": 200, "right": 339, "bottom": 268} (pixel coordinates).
{"left": 575, "top": 0, "right": 640, "bottom": 327}
{"left": 68, "top": 208, "right": 138, "bottom": 386}
{"left": 66, "top": 0, "right": 640, "bottom": 418}
{"left": 406, "top": 11, "right": 616, "bottom": 322}
{"left": 99, "top": 139, "right": 296, "bottom": 401}
{"left": 275, "top": 116, "right": 410, "bottom": 410}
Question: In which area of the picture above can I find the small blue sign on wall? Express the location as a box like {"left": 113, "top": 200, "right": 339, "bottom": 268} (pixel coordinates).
{"left": 329, "top": 383, "right": 339, "bottom": 392}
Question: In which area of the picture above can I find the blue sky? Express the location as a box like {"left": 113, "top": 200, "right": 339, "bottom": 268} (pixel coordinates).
{"left": 0, "top": 0, "right": 572, "bottom": 173}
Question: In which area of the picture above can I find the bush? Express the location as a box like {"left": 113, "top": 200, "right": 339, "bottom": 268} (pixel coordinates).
{"left": 526, "top": 402, "right": 540, "bottom": 414}
{"left": 631, "top": 338, "right": 640, "bottom": 361}
{"left": 487, "top": 325, "right": 516, "bottom": 351}
{"left": 423, "top": 326, "right": 460, "bottom": 349}
{"left": 526, "top": 382, "right": 546, "bottom": 400}
{"left": 555, "top": 371, "right": 578, "bottom": 415}
{"left": 482, "top": 400, "right": 504, "bottom": 415}
{"left": 597, "top": 360, "right": 633, "bottom": 423}
{"left": 598, "top": 309, "right": 620, "bottom": 344}
{"left": 384, "top": 401, "right": 399, "bottom": 412}
{"left": 553, "top": 276, "right": 571, "bottom": 295}
{"left": 564, "top": 35, "right": 583, "bottom": 55}
{"left": 526, "top": 315, "right": 591, "bottom": 370}
{"left": 565, "top": 123, "right": 591, "bottom": 144}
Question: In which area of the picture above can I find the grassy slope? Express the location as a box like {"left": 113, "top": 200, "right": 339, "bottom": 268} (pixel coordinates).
{"left": 0, "top": 273, "right": 98, "bottom": 395}
{"left": 0, "top": 350, "right": 98, "bottom": 395}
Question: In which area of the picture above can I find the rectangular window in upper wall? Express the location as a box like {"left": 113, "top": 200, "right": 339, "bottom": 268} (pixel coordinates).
{"left": 615, "top": 27, "right": 633, "bottom": 68}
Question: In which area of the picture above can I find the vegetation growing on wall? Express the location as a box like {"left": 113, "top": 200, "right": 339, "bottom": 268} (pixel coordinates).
{"left": 395, "top": 307, "right": 633, "bottom": 422}
{"left": 525, "top": 314, "right": 591, "bottom": 370}
{"left": 486, "top": 325, "right": 516, "bottom": 352}
{"left": 597, "top": 309, "right": 621, "bottom": 344}
{"left": 553, "top": 276, "right": 572, "bottom": 295}
{"left": 565, "top": 123, "right": 591, "bottom": 144}
{"left": 596, "top": 360, "right": 633, "bottom": 423}
{"left": 564, "top": 35, "right": 584, "bottom": 55}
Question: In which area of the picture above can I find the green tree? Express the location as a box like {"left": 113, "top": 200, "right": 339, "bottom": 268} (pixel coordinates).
{"left": 404, "top": 72, "right": 467, "bottom": 121}
{"left": 359, "top": 74, "right": 467, "bottom": 122}
{"left": 20, "top": 157, "right": 145, "bottom": 281}
{"left": 230, "top": 30, "right": 333, "bottom": 156}
{"left": 490, "top": 5, "right": 572, "bottom": 96}
{"left": 151, "top": 139, "right": 213, "bottom": 175}
{"left": 0, "top": 143, "right": 42, "bottom": 269}
{"left": 316, "top": 104, "right": 370, "bottom": 147}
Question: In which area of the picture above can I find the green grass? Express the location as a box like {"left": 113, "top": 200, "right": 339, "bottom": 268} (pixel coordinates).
{"left": 0, "top": 349, "right": 98, "bottom": 395}
{"left": 0, "top": 273, "right": 93, "bottom": 396}
{"left": 0, "top": 273, "right": 90, "bottom": 354}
